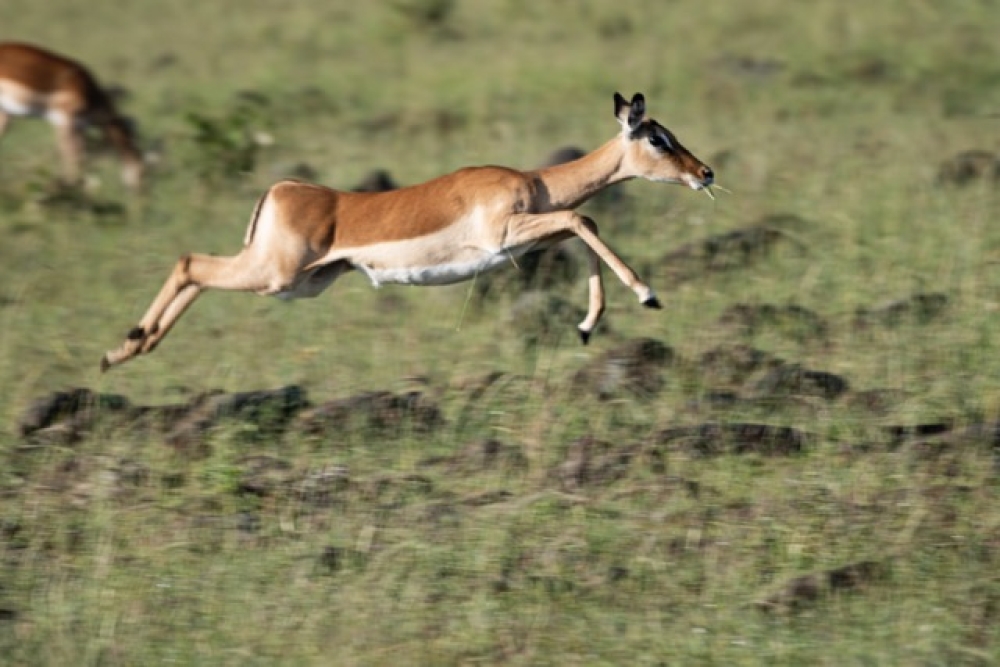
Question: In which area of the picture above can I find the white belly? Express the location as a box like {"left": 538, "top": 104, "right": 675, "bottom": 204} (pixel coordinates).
{"left": 0, "top": 90, "right": 40, "bottom": 117}
{"left": 360, "top": 252, "right": 513, "bottom": 287}
{"left": 0, "top": 81, "right": 72, "bottom": 125}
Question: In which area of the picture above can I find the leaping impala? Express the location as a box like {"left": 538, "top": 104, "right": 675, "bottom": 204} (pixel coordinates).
{"left": 0, "top": 42, "right": 144, "bottom": 190}
{"left": 101, "top": 92, "right": 713, "bottom": 371}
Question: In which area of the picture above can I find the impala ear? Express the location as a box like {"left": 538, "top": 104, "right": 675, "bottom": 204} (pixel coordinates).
{"left": 627, "top": 93, "right": 646, "bottom": 128}
{"left": 614, "top": 92, "right": 628, "bottom": 121}
{"left": 614, "top": 92, "right": 646, "bottom": 130}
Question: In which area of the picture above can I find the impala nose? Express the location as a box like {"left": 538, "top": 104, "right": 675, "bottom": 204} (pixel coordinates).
{"left": 700, "top": 166, "right": 714, "bottom": 184}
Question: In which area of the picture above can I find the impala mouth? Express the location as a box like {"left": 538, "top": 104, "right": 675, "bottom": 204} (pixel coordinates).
{"left": 685, "top": 174, "right": 714, "bottom": 191}
{"left": 681, "top": 173, "right": 722, "bottom": 201}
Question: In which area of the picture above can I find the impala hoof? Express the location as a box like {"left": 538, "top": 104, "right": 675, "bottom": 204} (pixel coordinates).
{"left": 100, "top": 355, "right": 111, "bottom": 373}
{"left": 642, "top": 296, "right": 662, "bottom": 309}
{"left": 578, "top": 327, "right": 591, "bottom": 345}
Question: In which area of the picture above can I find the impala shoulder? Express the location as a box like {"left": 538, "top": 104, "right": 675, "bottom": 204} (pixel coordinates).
{"left": 439, "top": 166, "right": 532, "bottom": 211}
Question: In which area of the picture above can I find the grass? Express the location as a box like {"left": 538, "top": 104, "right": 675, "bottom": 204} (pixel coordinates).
{"left": 2, "top": 0, "right": 1000, "bottom": 664}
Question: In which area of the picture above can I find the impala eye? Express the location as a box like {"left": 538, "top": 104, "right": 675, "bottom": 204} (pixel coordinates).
{"left": 648, "top": 133, "right": 670, "bottom": 151}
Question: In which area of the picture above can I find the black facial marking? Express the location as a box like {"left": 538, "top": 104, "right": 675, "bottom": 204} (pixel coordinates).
{"left": 648, "top": 133, "right": 668, "bottom": 150}
{"left": 629, "top": 121, "right": 676, "bottom": 152}
{"left": 613, "top": 92, "right": 628, "bottom": 119}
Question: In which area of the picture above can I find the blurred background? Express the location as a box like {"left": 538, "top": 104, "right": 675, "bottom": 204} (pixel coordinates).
{"left": 1, "top": 1, "right": 999, "bottom": 664}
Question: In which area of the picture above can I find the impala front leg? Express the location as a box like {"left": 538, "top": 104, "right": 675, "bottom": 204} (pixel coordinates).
{"left": 572, "top": 215, "right": 660, "bottom": 309}
{"left": 504, "top": 211, "right": 660, "bottom": 342}
{"left": 577, "top": 244, "right": 605, "bottom": 344}
{"left": 54, "top": 121, "right": 84, "bottom": 187}
{"left": 0, "top": 111, "right": 10, "bottom": 146}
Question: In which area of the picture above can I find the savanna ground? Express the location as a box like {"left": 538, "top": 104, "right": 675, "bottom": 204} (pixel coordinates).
{"left": 2, "top": 0, "right": 1000, "bottom": 664}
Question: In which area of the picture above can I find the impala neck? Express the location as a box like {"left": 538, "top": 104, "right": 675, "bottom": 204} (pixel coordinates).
{"left": 531, "top": 137, "right": 630, "bottom": 212}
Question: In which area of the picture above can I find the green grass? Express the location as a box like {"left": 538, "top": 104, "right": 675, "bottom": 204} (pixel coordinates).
{"left": 2, "top": 0, "right": 1000, "bottom": 664}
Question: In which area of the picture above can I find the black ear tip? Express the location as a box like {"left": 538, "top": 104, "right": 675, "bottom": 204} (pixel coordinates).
{"left": 613, "top": 92, "right": 628, "bottom": 117}
{"left": 631, "top": 92, "right": 645, "bottom": 105}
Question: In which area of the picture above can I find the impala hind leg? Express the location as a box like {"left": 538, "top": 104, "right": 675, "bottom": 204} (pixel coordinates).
{"left": 101, "top": 251, "right": 271, "bottom": 371}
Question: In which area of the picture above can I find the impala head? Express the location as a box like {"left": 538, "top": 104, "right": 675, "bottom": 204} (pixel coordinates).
{"left": 614, "top": 92, "right": 713, "bottom": 192}
{"left": 104, "top": 114, "right": 145, "bottom": 190}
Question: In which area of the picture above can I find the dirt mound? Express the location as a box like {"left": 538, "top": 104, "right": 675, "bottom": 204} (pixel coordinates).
{"left": 544, "top": 422, "right": 809, "bottom": 490}
{"left": 571, "top": 337, "right": 674, "bottom": 399}
{"left": 756, "top": 560, "right": 889, "bottom": 614}
{"left": 164, "top": 386, "right": 309, "bottom": 448}
{"left": 694, "top": 343, "right": 848, "bottom": 402}
{"left": 504, "top": 290, "right": 592, "bottom": 348}
{"left": 550, "top": 436, "right": 634, "bottom": 489}
{"left": 936, "top": 150, "right": 999, "bottom": 186}
{"left": 647, "top": 422, "right": 810, "bottom": 457}
{"left": 718, "top": 302, "right": 829, "bottom": 342}
{"left": 878, "top": 420, "right": 1000, "bottom": 462}
{"left": 16, "top": 385, "right": 444, "bottom": 452}
{"left": 293, "top": 390, "right": 443, "bottom": 436}
{"left": 449, "top": 371, "right": 508, "bottom": 401}
{"left": 747, "top": 363, "right": 849, "bottom": 401}
{"left": 854, "top": 292, "right": 949, "bottom": 329}
{"left": 418, "top": 438, "right": 528, "bottom": 473}
{"left": 18, "top": 387, "right": 131, "bottom": 438}
{"left": 658, "top": 223, "right": 802, "bottom": 284}
{"left": 696, "top": 343, "right": 783, "bottom": 386}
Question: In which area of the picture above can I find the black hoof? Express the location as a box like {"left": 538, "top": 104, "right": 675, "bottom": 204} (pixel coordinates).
{"left": 578, "top": 328, "right": 591, "bottom": 345}
{"left": 643, "top": 296, "right": 662, "bottom": 309}
{"left": 100, "top": 355, "right": 110, "bottom": 373}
